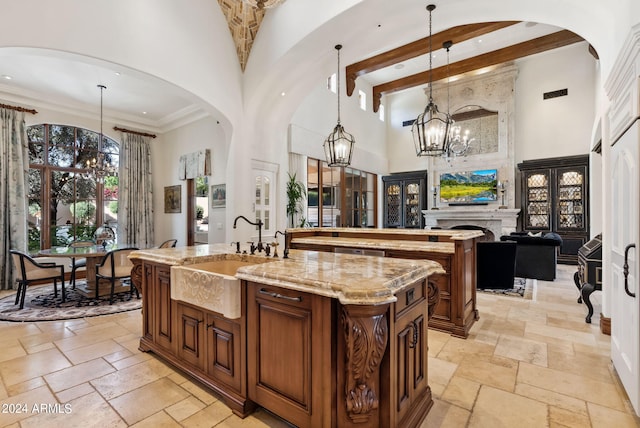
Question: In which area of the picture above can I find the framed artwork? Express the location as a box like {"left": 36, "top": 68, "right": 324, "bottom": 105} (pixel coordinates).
{"left": 164, "top": 185, "right": 181, "bottom": 213}
{"left": 211, "top": 184, "right": 226, "bottom": 208}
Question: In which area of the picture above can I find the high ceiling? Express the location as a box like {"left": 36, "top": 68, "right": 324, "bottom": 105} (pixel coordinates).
{"left": 0, "top": 2, "right": 591, "bottom": 133}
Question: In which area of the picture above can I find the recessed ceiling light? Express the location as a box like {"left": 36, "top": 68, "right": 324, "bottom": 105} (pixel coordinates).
{"left": 281, "top": 91, "right": 286, "bottom": 97}
{"left": 142, "top": 111, "right": 147, "bottom": 115}
{"left": 394, "top": 64, "right": 405, "bottom": 70}
{"left": 1, "top": 75, "right": 12, "bottom": 80}
{"left": 477, "top": 39, "right": 483, "bottom": 44}
{"left": 114, "top": 72, "right": 121, "bottom": 76}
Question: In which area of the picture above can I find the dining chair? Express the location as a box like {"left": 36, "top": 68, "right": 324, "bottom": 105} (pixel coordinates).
{"left": 10, "top": 250, "right": 66, "bottom": 309}
{"left": 95, "top": 247, "right": 139, "bottom": 304}
{"left": 69, "top": 240, "right": 94, "bottom": 289}
{"left": 158, "top": 239, "right": 177, "bottom": 248}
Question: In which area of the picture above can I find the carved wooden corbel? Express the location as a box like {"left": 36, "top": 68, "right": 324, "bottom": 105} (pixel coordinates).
{"left": 130, "top": 259, "right": 143, "bottom": 296}
{"left": 427, "top": 280, "right": 440, "bottom": 319}
{"left": 341, "top": 304, "right": 389, "bottom": 424}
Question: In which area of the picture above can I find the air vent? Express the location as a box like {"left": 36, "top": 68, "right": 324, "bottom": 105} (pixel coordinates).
{"left": 403, "top": 119, "right": 416, "bottom": 127}
{"left": 543, "top": 88, "right": 568, "bottom": 100}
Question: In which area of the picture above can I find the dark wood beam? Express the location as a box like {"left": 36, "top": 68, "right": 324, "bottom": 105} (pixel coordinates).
{"left": 345, "top": 21, "right": 519, "bottom": 96}
{"left": 372, "top": 30, "right": 584, "bottom": 112}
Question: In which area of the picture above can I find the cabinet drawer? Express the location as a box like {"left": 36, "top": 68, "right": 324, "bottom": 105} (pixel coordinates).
{"left": 395, "top": 280, "right": 426, "bottom": 318}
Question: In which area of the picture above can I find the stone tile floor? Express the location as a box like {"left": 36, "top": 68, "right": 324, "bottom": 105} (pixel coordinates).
{"left": 0, "top": 265, "right": 638, "bottom": 427}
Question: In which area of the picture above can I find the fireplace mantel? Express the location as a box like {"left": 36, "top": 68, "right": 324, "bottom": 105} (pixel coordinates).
{"left": 422, "top": 208, "right": 520, "bottom": 240}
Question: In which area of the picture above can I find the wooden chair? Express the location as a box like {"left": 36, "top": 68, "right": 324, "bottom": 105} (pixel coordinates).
{"left": 10, "top": 250, "right": 66, "bottom": 309}
{"left": 158, "top": 239, "right": 177, "bottom": 248}
{"left": 69, "top": 240, "right": 94, "bottom": 289}
{"left": 95, "top": 247, "right": 139, "bottom": 304}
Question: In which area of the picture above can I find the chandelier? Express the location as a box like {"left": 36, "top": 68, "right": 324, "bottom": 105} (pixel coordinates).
{"left": 324, "top": 44, "right": 355, "bottom": 167}
{"left": 412, "top": 5, "right": 471, "bottom": 159}
{"left": 85, "top": 84, "right": 117, "bottom": 183}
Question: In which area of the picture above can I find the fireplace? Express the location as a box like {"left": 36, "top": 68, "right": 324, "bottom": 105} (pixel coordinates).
{"left": 422, "top": 208, "right": 520, "bottom": 241}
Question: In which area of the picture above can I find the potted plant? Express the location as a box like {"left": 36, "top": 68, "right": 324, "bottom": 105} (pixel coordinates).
{"left": 286, "top": 172, "right": 307, "bottom": 228}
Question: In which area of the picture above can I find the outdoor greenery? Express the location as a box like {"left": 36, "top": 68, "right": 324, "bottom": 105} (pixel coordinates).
{"left": 26, "top": 124, "right": 120, "bottom": 251}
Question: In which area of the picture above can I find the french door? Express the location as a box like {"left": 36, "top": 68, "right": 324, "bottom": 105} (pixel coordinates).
{"left": 610, "top": 120, "right": 640, "bottom": 415}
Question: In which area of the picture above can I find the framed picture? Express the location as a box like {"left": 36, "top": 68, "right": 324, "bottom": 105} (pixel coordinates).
{"left": 164, "top": 185, "right": 181, "bottom": 213}
{"left": 211, "top": 184, "right": 226, "bottom": 208}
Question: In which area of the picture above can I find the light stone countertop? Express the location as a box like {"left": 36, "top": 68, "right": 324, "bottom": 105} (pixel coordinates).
{"left": 286, "top": 227, "right": 484, "bottom": 241}
{"left": 290, "top": 236, "right": 455, "bottom": 254}
{"left": 130, "top": 244, "right": 445, "bottom": 305}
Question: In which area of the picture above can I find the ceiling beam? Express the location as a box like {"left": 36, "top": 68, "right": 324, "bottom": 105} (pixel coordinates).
{"left": 345, "top": 21, "right": 520, "bottom": 96}
{"left": 372, "top": 29, "right": 584, "bottom": 112}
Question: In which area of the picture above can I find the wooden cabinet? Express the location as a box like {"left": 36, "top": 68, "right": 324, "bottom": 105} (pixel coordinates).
{"left": 383, "top": 280, "right": 431, "bottom": 427}
{"left": 246, "top": 282, "right": 333, "bottom": 428}
{"left": 382, "top": 170, "right": 427, "bottom": 228}
{"left": 134, "top": 259, "right": 252, "bottom": 418}
{"left": 176, "top": 303, "right": 206, "bottom": 370}
{"left": 206, "top": 312, "right": 243, "bottom": 393}
{"left": 518, "top": 155, "right": 589, "bottom": 264}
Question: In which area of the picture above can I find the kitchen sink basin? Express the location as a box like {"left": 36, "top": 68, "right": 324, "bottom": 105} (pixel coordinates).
{"left": 171, "top": 258, "right": 269, "bottom": 319}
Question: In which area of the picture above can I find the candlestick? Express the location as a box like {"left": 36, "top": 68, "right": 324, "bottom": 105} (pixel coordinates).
{"left": 432, "top": 185, "right": 439, "bottom": 210}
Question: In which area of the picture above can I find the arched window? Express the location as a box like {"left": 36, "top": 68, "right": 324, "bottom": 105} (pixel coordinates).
{"left": 27, "top": 124, "right": 119, "bottom": 252}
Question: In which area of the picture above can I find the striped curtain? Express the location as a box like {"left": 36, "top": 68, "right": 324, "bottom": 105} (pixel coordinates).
{"left": 0, "top": 109, "right": 29, "bottom": 289}
{"left": 118, "top": 132, "right": 154, "bottom": 249}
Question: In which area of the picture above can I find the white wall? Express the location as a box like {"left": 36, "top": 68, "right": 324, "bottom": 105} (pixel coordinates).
{"left": 514, "top": 42, "right": 596, "bottom": 162}
{"left": 290, "top": 77, "right": 388, "bottom": 174}
{"left": 154, "top": 116, "right": 228, "bottom": 246}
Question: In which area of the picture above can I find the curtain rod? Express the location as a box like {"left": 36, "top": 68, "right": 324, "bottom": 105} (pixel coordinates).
{"left": 113, "top": 126, "right": 157, "bottom": 139}
{"left": 0, "top": 102, "right": 38, "bottom": 115}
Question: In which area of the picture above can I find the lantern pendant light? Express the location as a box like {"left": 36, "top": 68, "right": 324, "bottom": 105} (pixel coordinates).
{"left": 412, "top": 4, "right": 454, "bottom": 157}
{"left": 324, "top": 44, "right": 355, "bottom": 167}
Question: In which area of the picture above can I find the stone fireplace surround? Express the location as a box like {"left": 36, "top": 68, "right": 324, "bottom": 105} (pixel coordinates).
{"left": 422, "top": 208, "right": 520, "bottom": 241}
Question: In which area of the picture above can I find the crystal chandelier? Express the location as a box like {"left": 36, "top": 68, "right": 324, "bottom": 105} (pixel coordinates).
{"left": 324, "top": 44, "right": 355, "bottom": 167}
{"left": 85, "top": 84, "right": 117, "bottom": 183}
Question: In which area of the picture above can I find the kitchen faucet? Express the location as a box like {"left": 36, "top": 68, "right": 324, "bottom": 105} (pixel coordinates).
{"left": 233, "top": 215, "right": 264, "bottom": 253}
{"left": 275, "top": 230, "right": 289, "bottom": 258}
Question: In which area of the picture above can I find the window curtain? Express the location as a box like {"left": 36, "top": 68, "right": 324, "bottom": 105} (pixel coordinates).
{"left": 0, "top": 109, "right": 29, "bottom": 290}
{"left": 118, "top": 132, "right": 154, "bottom": 248}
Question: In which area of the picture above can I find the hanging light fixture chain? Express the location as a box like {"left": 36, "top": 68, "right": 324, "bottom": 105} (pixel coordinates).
{"left": 427, "top": 4, "right": 435, "bottom": 103}
{"left": 335, "top": 44, "right": 342, "bottom": 125}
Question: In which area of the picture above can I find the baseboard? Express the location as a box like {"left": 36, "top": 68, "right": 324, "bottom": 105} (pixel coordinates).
{"left": 600, "top": 314, "right": 611, "bottom": 335}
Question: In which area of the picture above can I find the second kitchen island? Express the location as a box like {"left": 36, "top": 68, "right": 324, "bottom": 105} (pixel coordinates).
{"left": 130, "top": 245, "right": 444, "bottom": 428}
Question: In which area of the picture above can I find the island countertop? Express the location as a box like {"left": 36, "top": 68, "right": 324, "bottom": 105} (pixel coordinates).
{"left": 286, "top": 226, "right": 484, "bottom": 241}
{"left": 290, "top": 235, "right": 456, "bottom": 254}
{"left": 129, "top": 244, "right": 444, "bottom": 306}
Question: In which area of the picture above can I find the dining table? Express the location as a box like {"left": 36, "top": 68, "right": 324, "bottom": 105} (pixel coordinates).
{"left": 38, "top": 243, "right": 134, "bottom": 299}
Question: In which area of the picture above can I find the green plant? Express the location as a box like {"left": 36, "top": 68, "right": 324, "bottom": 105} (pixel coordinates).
{"left": 69, "top": 201, "right": 96, "bottom": 224}
{"left": 286, "top": 172, "right": 307, "bottom": 228}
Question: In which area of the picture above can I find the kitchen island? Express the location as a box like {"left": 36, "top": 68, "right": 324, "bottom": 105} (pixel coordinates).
{"left": 287, "top": 227, "right": 483, "bottom": 338}
{"left": 129, "top": 244, "right": 444, "bottom": 428}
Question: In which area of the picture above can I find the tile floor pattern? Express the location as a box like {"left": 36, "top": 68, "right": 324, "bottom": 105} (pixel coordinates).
{"left": 0, "top": 265, "right": 639, "bottom": 427}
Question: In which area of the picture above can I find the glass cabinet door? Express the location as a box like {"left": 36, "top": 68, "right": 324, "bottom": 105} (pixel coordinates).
{"left": 404, "top": 182, "right": 422, "bottom": 228}
{"left": 385, "top": 182, "right": 402, "bottom": 227}
{"left": 525, "top": 171, "right": 550, "bottom": 230}
{"left": 555, "top": 167, "right": 585, "bottom": 230}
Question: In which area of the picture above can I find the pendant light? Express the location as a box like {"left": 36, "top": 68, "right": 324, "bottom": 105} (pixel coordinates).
{"left": 412, "top": 4, "right": 454, "bottom": 157}
{"left": 324, "top": 44, "right": 355, "bottom": 167}
{"left": 85, "top": 84, "right": 117, "bottom": 183}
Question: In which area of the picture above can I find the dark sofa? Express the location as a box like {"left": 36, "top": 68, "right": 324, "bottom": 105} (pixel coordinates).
{"left": 499, "top": 232, "right": 562, "bottom": 280}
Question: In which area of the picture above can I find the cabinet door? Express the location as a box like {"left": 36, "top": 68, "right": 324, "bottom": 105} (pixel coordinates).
{"left": 384, "top": 181, "right": 403, "bottom": 227}
{"left": 555, "top": 166, "right": 586, "bottom": 232}
{"left": 206, "top": 313, "right": 242, "bottom": 393}
{"left": 176, "top": 303, "right": 205, "bottom": 370}
{"left": 247, "top": 283, "right": 331, "bottom": 428}
{"left": 153, "top": 265, "right": 174, "bottom": 352}
{"left": 395, "top": 311, "right": 427, "bottom": 423}
{"left": 523, "top": 170, "right": 551, "bottom": 231}
{"left": 404, "top": 181, "right": 423, "bottom": 228}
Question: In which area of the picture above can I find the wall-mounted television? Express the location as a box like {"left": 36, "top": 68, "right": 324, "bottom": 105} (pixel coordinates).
{"left": 440, "top": 169, "right": 498, "bottom": 204}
